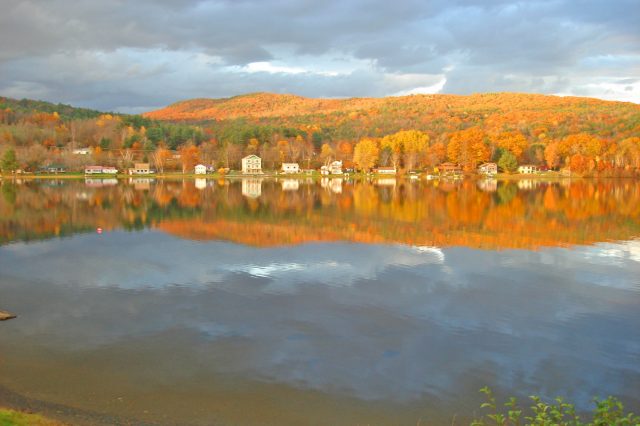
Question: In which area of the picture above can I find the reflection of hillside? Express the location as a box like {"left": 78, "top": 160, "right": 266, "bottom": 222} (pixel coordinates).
{"left": 1, "top": 179, "right": 639, "bottom": 249}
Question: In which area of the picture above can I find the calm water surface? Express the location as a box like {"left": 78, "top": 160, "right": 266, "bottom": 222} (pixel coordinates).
{"left": 0, "top": 178, "right": 639, "bottom": 425}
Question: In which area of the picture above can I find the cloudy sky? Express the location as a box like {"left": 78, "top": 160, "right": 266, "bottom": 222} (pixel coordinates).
{"left": 1, "top": 0, "right": 639, "bottom": 113}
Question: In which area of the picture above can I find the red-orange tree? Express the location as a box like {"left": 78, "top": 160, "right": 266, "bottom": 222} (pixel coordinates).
{"left": 447, "top": 127, "right": 490, "bottom": 171}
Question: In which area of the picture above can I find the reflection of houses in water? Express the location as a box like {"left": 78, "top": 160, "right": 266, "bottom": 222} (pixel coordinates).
{"left": 477, "top": 178, "right": 498, "bottom": 192}
{"left": 128, "top": 178, "right": 154, "bottom": 191}
{"left": 242, "top": 178, "right": 263, "bottom": 198}
{"left": 85, "top": 178, "right": 118, "bottom": 188}
{"left": 195, "top": 178, "right": 207, "bottom": 190}
{"left": 375, "top": 178, "right": 397, "bottom": 186}
{"left": 320, "top": 177, "right": 343, "bottom": 194}
{"left": 281, "top": 179, "right": 300, "bottom": 191}
{"left": 517, "top": 179, "right": 541, "bottom": 190}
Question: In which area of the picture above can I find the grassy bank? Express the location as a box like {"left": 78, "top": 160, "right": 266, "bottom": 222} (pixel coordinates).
{"left": 0, "top": 408, "right": 63, "bottom": 426}
{"left": 2, "top": 171, "right": 637, "bottom": 181}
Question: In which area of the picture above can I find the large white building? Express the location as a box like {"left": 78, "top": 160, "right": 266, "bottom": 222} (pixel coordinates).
{"left": 242, "top": 155, "right": 263, "bottom": 174}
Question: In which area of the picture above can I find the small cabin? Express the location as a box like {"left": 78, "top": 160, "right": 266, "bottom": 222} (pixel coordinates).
{"left": 329, "top": 160, "right": 343, "bottom": 175}
{"left": 194, "top": 164, "right": 207, "bottom": 175}
{"left": 72, "top": 147, "right": 92, "bottom": 155}
{"left": 478, "top": 162, "right": 498, "bottom": 175}
{"left": 85, "top": 166, "right": 104, "bottom": 175}
{"left": 437, "top": 162, "right": 462, "bottom": 175}
{"left": 42, "top": 164, "right": 66, "bottom": 174}
{"left": 128, "top": 163, "right": 152, "bottom": 175}
{"left": 281, "top": 163, "right": 301, "bottom": 174}
{"left": 518, "top": 164, "right": 539, "bottom": 174}
{"left": 85, "top": 166, "right": 118, "bottom": 175}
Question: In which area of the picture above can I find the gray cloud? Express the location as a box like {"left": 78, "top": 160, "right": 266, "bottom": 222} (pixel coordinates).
{"left": 0, "top": 0, "right": 638, "bottom": 111}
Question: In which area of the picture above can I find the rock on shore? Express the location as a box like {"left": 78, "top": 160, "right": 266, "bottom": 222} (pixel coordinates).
{"left": 0, "top": 311, "right": 16, "bottom": 321}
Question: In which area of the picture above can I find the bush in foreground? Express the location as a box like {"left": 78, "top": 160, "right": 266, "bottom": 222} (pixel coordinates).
{"left": 0, "top": 408, "right": 62, "bottom": 426}
{"left": 471, "top": 387, "right": 639, "bottom": 426}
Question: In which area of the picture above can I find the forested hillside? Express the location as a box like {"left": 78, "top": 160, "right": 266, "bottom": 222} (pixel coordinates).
{"left": 1, "top": 93, "right": 640, "bottom": 174}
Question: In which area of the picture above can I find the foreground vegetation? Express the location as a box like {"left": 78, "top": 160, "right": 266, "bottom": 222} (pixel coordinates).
{"left": 471, "top": 388, "right": 639, "bottom": 426}
{"left": 2, "top": 390, "right": 638, "bottom": 426}
{"left": 0, "top": 408, "right": 62, "bottom": 426}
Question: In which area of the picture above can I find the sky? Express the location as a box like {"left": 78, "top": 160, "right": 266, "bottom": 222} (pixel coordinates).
{"left": 0, "top": 0, "right": 639, "bottom": 113}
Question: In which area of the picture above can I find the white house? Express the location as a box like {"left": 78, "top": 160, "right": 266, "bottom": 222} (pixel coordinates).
{"left": 478, "top": 162, "right": 498, "bottom": 175}
{"left": 128, "top": 163, "right": 152, "bottom": 175}
{"left": 518, "top": 164, "right": 539, "bottom": 174}
{"left": 242, "top": 155, "right": 263, "bottom": 174}
{"left": 321, "top": 160, "right": 343, "bottom": 175}
{"left": 194, "top": 164, "right": 207, "bottom": 175}
{"left": 85, "top": 166, "right": 104, "bottom": 175}
{"left": 375, "top": 167, "right": 397, "bottom": 175}
{"left": 281, "top": 163, "right": 300, "bottom": 174}
{"left": 84, "top": 166, "right": 118, "bottom": 175}
{"left": 73, "top": 147, "right": 92, "bottom": 155}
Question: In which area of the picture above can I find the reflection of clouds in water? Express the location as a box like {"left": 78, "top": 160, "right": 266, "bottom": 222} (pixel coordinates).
{"left": 0, "top": 233, "right": 446, "bottom": 291}
{"left": 1, "top": 232, "right": 639, "bottom": 406}
{"left": 580, "top": 239, "right": 640, "bottom": 265}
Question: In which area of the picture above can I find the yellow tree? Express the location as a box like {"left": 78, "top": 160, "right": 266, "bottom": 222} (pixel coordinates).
{"left": 491, "top": 131, "right": 528, "bottom": 160}
{"left": 616, "top": 137, "right": 640, "bottom": 168}
{"left": 447, "top": 127, "right": 490, "bottom": 171}
{"left": 400, "top": 130, "right": 429, "bottom": 170}
{"left": 559, "top": 133, "right": 604, "bottom": 157}
{"left": 558, "top": 133, "right": 604, "bottom": 169}
{"left": 320, "top": 143, "right": 334, "bottom": 165}
{"left": 380, "top": 133, "right": 403, "bottom": 169}
{"left": 277, "top": 140, "right": 290, "bottom": 163}
{"left": 353, "top": 138, "right": 380, "bottom": 172}
{"left": 544, "top": 141, "right": 560, "bottom": 170}
{"left": 246, "top": 138, "right": 260, "bottom": 155}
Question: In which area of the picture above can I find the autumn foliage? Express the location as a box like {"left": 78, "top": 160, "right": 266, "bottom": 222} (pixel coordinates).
{"left": 2, "top": 92, "right": 640, "bottom": 175}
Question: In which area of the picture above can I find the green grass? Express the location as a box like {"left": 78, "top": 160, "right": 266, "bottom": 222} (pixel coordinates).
{"left": 0, "top": 408, "right": 61, "bottom": 426}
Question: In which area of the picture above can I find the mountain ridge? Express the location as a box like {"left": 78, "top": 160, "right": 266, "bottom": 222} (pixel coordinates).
{"left": 143, "top": 92, "right": 640, "bottom": 122}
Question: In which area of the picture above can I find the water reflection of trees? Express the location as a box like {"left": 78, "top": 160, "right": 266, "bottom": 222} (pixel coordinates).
{"left": 1, "top": 179, "right": 639, "bottom": 249}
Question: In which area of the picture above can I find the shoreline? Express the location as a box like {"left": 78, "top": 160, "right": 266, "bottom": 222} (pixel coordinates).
{"left": 1, "top": 172, "right": 637, "bottom": 181}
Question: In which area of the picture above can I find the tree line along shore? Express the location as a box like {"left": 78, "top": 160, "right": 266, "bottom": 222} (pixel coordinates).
{"left": 1, "top": 93, "right": 639, "bottom": 178}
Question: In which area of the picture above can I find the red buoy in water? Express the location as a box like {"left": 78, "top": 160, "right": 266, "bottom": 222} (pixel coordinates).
{"left": 97, "top": 227, "right": 103, "bottom": 234}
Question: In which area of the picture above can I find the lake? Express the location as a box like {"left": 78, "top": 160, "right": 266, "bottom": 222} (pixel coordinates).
{"left": 0, "top": 177, "right": 639, "bottom": 425}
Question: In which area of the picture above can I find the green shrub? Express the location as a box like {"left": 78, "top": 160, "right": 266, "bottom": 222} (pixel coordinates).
{"left": 471, "top": 387, "right": 639, "bottom": 426}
